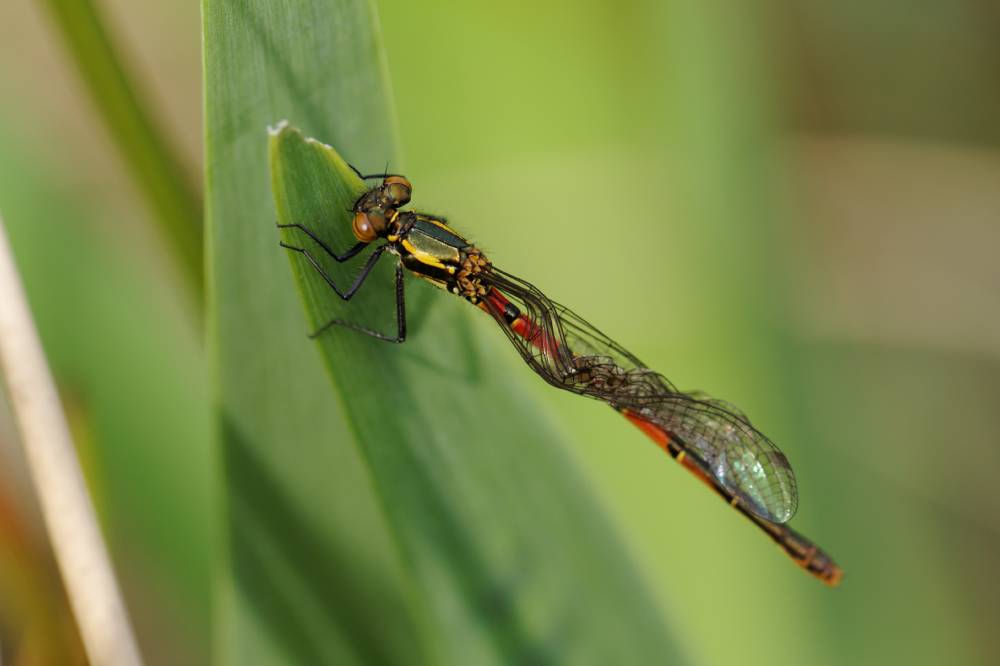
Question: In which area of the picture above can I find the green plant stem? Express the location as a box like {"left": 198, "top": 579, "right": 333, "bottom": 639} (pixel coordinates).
{"left": 40, "top": 0, "right": 203, "bottom": 301}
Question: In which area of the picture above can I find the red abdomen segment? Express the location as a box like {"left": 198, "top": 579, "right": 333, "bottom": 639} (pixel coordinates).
{"left": 480, "top": 289, "right": 561, "bottom": 356}
{"left": 622, "top": 411, "right": 843, "bottom": 587}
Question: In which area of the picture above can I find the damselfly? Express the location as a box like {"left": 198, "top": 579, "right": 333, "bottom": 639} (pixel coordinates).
{"left": 278, "top": 171, "right": 843, "bottom": 586}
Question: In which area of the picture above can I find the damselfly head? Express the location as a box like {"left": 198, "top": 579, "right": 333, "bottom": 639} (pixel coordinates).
{"left": 353, "top": 176, "right": 412, "bottom": 215}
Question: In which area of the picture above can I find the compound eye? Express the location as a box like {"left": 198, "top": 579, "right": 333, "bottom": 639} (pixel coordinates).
{"left": 352, "top": 211, "right": 378, "bottom": 242}
{"left": 384, "top": 176, "right": 412, "bottom": 206}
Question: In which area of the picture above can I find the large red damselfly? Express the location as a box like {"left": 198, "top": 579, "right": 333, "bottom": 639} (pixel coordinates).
{"left": 278, "top": 172, "right": 843, "bottom": 587}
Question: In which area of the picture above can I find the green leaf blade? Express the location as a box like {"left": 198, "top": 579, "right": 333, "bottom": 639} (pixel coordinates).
{"left": 206, "top": 0, "right": 419, "bottom": 663}
{"left": 41, "top": 0, "right": 203, "bottom": 297}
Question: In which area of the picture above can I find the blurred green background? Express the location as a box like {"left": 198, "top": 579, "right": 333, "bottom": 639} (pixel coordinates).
{"left": 1, "top": 0, "right": 999, "bottom": 663}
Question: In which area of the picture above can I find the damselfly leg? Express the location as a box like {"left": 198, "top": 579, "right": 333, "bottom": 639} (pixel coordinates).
{"left": 277, "top": 222, "right": 367, "bottom": 262}
{"left": 279, "top": 224, "right": 407, "bottom": 342}
{"left": 307, "top": 260, "right": 406, "bottom": 342}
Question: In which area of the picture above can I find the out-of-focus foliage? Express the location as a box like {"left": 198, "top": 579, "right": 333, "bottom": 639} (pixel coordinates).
{"left": 0, "top": 0, "right": 208, "bottom": 662}
{"left": 36, "top": 0, "right": 203, "bottom": 295}
{"left": 0, "top": 0, "right": 997, "bottom": 662}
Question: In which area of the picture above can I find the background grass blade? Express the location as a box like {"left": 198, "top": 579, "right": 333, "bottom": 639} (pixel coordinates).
{"left": 39, "top": 0, "right": 203, "bottom": 298}
{"left": 204, "top": 0, "right": 681, "bottom": 661}
{"left": 0, "top": 212, "right": 144, "bottom": 666}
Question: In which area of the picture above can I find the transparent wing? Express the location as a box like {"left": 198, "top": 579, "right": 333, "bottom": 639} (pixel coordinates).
{"left": 480, "top": 267, "right": 798, "bottom": 523}
{"left": 635, "top": 394, "right": 797, "bottom": 523}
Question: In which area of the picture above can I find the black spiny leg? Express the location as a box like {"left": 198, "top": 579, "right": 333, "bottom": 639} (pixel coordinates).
{"left": 310, "top": 260, "right": 407, "bottom": 343}
{"left": 277, "top": 222, "right": 367, "bottom": 262}
{"left": 280, "top": 241, "right": 389, "bottom": 301}
{"left": 280, "top": 241, "right": 407, "bottom": 342}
